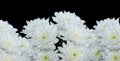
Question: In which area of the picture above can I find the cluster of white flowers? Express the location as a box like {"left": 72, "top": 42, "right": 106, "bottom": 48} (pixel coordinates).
{"left": 0, "top": 11, "right": 120, "bottom": 61}
{"left": 0, "top": 21, "right": 31, "bottom": 61}
{"left": 22, "top": 18, "right": 59, "bottom": 61}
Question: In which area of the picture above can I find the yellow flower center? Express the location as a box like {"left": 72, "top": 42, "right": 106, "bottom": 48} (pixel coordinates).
{"left": 73, "top": 52, "right": 77, "bottom": 57}
{"left": 42, "top": 36, "right": 46, "bottom": 40}
{"left": 72, "top": 51, "right": 79, "bottom": 59}
{"left": 87, "top": 36, "right": 93, "bottom": 40}
{"left": 42, "top": 55, "right": 49, "bottom": 61}
{"left": 112, "top": 54, "right": 119, "bottom": 61}
{"left": 95, "top": 50, "right": 100, "bottom": 57}
{"left": 39, "top": 34, "right": 47, "bottom": 41}
{"left": 111, "top": 35, "right": 116, "bottom": 40}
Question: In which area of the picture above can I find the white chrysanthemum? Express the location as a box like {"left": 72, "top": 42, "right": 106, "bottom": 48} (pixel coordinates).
{"left": 52, "top": 11, "right": 86, "bottom": 31}
{"left": 60, "top": 25, "right": 88, "bottom": 45}
{"left": 103, "top": 50, "right": 120, "bottom": 61}
{"left": 83, "top": 29, "right": 98, "bottom": 47}
{"left": 0, "top": 49, "right": 31, "bottom": 61}
{"left": 0, "top": 34, "right": 20, "bottom": 53}
{"left": 58, "top": 42, "right": 88, "bottom": 61}
{"left": 99, "top": 24, "right": 120, "bottom": 49}
{"left": 18, "top": 37, "right": 32, "bottom": 56}
{"left": 0, "top": 20, "right": 17, "bottom": 34}
{"left": 88, "top": 47, "right": 102, "bottom": 61}
{"left": 31, "top": 26, "right": 58, "bottom": 49}
{"left": 22, "top": 18, "right": 49, "bottom": 37}
{"left": 22, "top": 18, "right": 58, "bottom": 50}
{"left": 33, "top": 50, "right": 59, "bottom": 61}
{"left": 94, "top": 18, "right": 119, "bottom": 33}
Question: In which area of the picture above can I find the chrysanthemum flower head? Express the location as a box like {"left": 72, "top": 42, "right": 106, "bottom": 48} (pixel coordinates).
{"left": 88, "top": 47, "right": 102, "bottom": 61}
{"left": 22, "top": 18, "right": 49, "bottom": 37}
{"left": 59, "top": 25, "right": 87, "bottom": 45}
{"left": 17, "top": 37, "right": 32, "bottom": 56}
{"left": 0, "top": 34, "right": 20, "bottom": 53}
{"left": 58, "top": 41, "right": 88, "bottom": 61}
{"left": 53, "top": 11, "right": 85, "bottom": 24}
{"left": 82, "top": 29, "right": 98, "bottom": 47}
{"left": 33, "top": 50, "right": 59, "bottom": 61}
{"left": 22, "top": 18, "right": 58, "bottom": 50}
{"left": 103, "top": 50, "right": 120, "bottom": 61}
{"left": 52, "top": 11, "right": 86, "bottom": 31}
{"left": 98, "top": 24, "right": 120, "bottom": 49}
{"left": 94, "top": 18, "right": 120, "bottom": 32}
